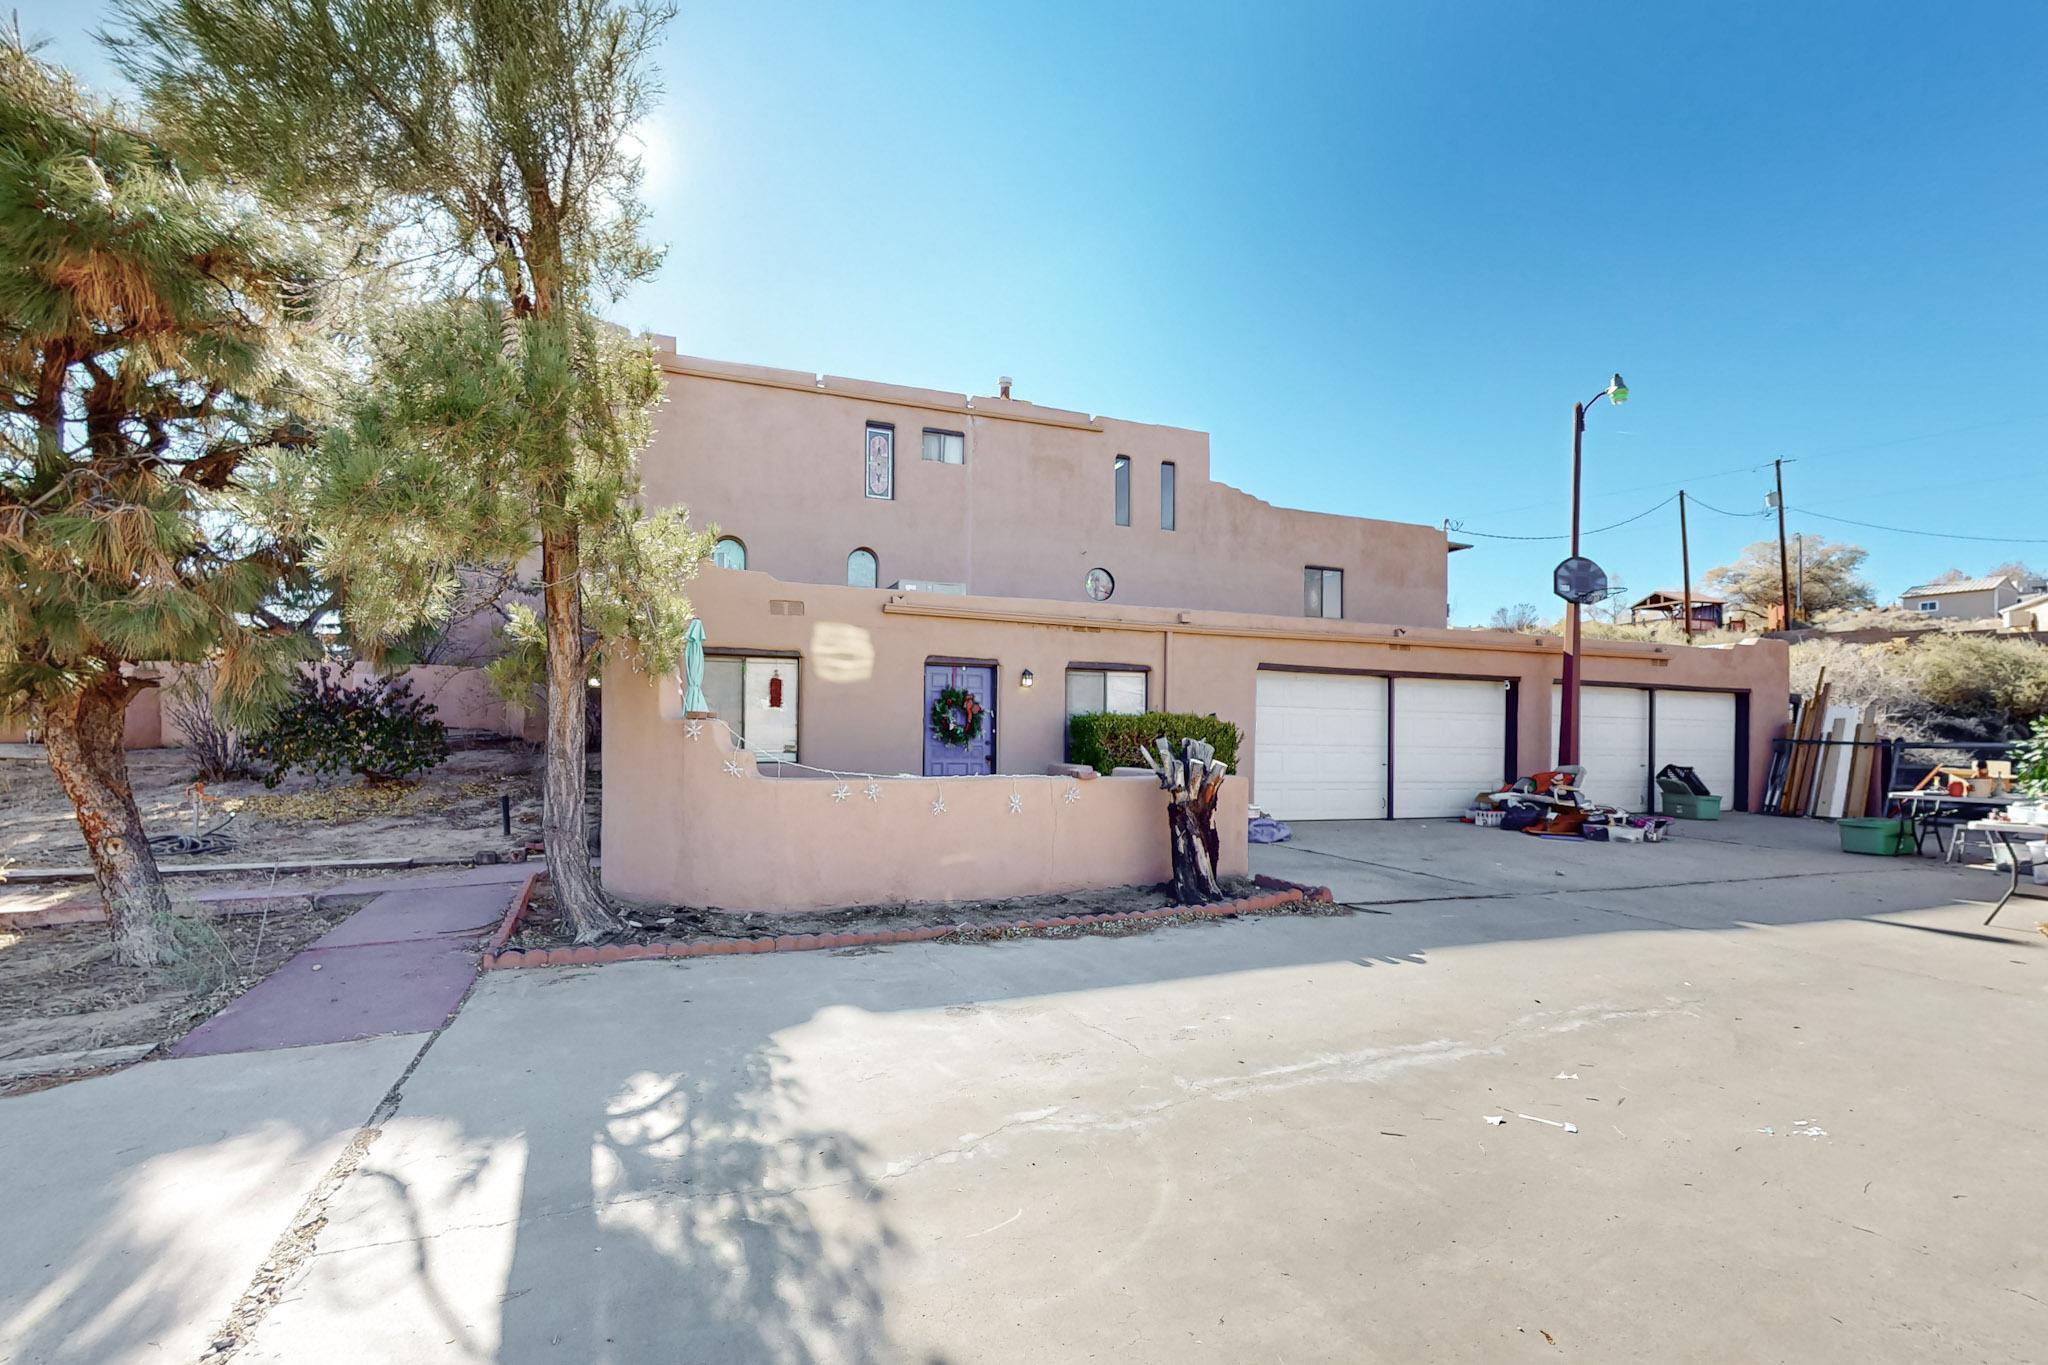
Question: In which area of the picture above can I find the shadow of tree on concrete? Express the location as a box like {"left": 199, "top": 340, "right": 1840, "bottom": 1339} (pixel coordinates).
{"left": 492, "top": 1036, "right": 912, "bottom": 1364}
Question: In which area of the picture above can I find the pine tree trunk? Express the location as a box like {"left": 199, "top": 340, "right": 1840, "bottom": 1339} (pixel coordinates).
{"left": 541, "top": 523, "right": 623, "bottom": 942}
{"left": 40, "top": 674, "right": 177, "bottom": 966}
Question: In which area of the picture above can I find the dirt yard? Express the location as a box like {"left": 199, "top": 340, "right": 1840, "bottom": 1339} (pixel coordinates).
{"left": 508, "top": 876, "right": 1331, "bottom": 951}
{"left": 0, "top": 741, "right": 545, "bottom": 871}
{"left": 0, "top": 882, "right": 371, "bottom": 1089}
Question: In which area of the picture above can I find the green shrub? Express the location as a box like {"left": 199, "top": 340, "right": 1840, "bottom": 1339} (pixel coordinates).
{"left": 1068, "top": 711, "right": 1242, "bottom": 776}
{"left": 2015, "top": 717, "right": 2048, "bottom": 797}
{"left": 247, "top": 666, "right": 450, "bottom": 787}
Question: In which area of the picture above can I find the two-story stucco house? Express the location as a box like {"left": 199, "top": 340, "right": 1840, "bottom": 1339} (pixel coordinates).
{"left": 602, "top": 341, "right": 1788, "bottom": 842}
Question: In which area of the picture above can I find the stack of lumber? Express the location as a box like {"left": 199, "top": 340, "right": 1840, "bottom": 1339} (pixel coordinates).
{"left": 1768, "top": 667, "right": 1881, "bottom": 818}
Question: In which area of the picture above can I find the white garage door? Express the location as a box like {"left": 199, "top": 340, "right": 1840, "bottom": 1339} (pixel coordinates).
{"left": 1393, "top": 679, "right": 1508, "bottom": 817}
{"left": 1551, "top": 684, "right": 1651, "bottom": 812}
{"left": 1653, "top": 690, "right": 1737, "bottom": 805}
{"left": 1254, "top": 672, "right": 1388, "bottom": 819}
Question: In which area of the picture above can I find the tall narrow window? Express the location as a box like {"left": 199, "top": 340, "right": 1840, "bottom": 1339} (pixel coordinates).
{"left": 1160, "top": 461, "right": 1176, "bottom": 530}
{"left": 921, "top": 429, "right": 964, "bottom": 464}
{"left": 846, "top": 548, "right": 878, "bottom": 588}
{"left": 1113, "top": 455, "right": 1131, "bottom": 526}
{"left": 712, "top": 537, "right": 746, "bottom": 571}
{"left": 864, "top": 423, "right": 894, "bottom": 500}
{"left": 1304, "top": 566, "right": 1343, "bottom": 619}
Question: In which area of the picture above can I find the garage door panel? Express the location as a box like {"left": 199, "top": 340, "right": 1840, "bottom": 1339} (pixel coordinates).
{"left": 1254, "top": 673, "right": 1388, "bottom": 820}
{"left": 1551, "top": 684, "right": 1651, "bottom": 812}
{"left": 1392, "top": 679, "right": 1507, "bottom": 818}
{"left": 1653, "top": 691, "right": 1737, "bottom": 806}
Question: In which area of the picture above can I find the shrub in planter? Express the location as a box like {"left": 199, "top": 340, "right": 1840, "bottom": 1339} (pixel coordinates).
{"left": 1068, "top": 711, "right": 1241, "bottom": 776}
{"left": 247, "top": 666, "right": 450, "bottom": 787}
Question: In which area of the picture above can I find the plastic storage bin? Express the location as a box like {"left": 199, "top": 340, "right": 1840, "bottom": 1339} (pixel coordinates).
{"left": 1838, "top": 817, "right": 1913, "bottom": 856}
{"left": 1660, "top": 791, "right": 1722, "bottom": 820}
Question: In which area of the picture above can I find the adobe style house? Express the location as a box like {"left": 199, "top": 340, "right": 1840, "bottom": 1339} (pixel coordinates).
{"left": 1899, "top": 575, "right": 2023, "bottom": 620}
{"left": 601, "top": 341, "right": 1789, "bottom": 892}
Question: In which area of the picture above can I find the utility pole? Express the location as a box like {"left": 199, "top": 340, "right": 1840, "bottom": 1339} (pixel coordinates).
{"left": 1679, "top": 490, "right": 1693, "bottom": 641}
{"left": 1774, "top": 458, "right": 1793, "bottom": 628}
{"left": 1560, "top": 399, "right": 1587, "bottom": 764}
{"left": 1797, "top": 533, "right": 1806, "bottom": 617}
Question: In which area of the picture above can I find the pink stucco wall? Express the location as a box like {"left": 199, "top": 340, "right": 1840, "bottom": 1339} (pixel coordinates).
{"left": 636, "top": 348, "right": 1453, "bottom": 628}
{"left": 654, "top": 567, "right": 1791, "bottom": 812}
{"left": 600, "top": 658, "right": 1251, "bottom": 911}
{"left": 2, "top": 662, "right": 537, "bottom": 752}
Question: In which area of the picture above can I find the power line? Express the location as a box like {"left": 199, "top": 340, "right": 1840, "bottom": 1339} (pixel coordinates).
{"left": 1449, "top": 409, "right": 2048, "bottom": 523}
{"left": 1450, "top": 494, "right": 1677, "bottom": 542}
{"left": 1684, "top": 494, "right": 1770, "bottom": 519}
{"left": 1786, "top": 507, "right": 2048, "bottom": 545}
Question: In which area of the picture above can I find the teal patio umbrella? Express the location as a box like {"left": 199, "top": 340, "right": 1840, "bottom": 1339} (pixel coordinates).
{"left": 683, "top": 618, "right": 708, "bottom": 714}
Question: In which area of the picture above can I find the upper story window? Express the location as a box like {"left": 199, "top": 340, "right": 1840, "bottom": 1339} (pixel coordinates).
{"left": 921, "top": 429, "right": 964, "bottom": 464}
{"left": 1305, "top": 566, "right": 1343, "bottom": 619}
{"left": 1160, "top": 461, "right": 1176, "bottom": 530}
{"left": 847, "top": 547, "right": 878, "bottom": 589}
{"left": 864, "top": 423, "right": 894, "bottom": 500}
{"left": 712, "top": 537, "right": 747, "bottom": 571}
{"left": 1113, "top": 455, "right": 1131, "bottom": 526}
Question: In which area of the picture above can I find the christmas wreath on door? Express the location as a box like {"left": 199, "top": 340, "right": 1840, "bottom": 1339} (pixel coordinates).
{"left": 929, "top": 685, "right": 984, "bottom": 747}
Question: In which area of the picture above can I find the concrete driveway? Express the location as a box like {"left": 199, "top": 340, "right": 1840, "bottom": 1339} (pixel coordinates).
{"left": 6, "top": 815, "right": 2045, "bottom": 1362}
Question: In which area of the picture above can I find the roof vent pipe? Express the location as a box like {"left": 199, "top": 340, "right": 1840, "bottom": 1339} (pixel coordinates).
{"left": 998, "top": 376, "right": 1013, "bottom": 400}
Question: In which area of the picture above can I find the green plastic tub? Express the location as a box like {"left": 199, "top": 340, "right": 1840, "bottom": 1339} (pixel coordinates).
{"left": 1839, "top": 817, "right": 1913, "bottom": 856}
{"left": 1660, "top": 792, "right": 1722, "bottom": 820}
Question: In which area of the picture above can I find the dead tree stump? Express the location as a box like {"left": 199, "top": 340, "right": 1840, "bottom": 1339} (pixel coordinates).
{"left": 1140, "top": 736, "right": 1227, "bottom": 905}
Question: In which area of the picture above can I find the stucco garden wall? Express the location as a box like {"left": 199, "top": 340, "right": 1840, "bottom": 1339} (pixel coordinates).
{"left": 661, "top": 567, "right": 1791, "bottom": 811}
{"left": 600, "top": 657, "right": 1250, "bottom": 912}
{"left": 2, "top": 662, "right": 537, "bottom": 751}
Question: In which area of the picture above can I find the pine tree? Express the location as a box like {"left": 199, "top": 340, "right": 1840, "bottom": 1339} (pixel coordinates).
{"left": 0, "top": 39, "right": 326, "bottom": 963}
{"left": 115, "top": 0, "right": 705, "bottom": 939}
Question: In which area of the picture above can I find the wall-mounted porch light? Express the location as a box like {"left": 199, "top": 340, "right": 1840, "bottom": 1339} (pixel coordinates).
{"left": 1020, "top": 669, "right": 1035, "bottom": 688}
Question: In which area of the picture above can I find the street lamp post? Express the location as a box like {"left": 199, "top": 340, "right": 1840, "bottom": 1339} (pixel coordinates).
{"left": 1556, "top": 373, "right": 1628, "bottom": 768}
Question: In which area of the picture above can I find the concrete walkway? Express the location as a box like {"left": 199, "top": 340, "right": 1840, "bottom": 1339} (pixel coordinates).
{"left": 177, "top": 816, "right": 2043, "bottom": 1363}
{"left": 169, "top": 873, "right": 522, "bottom": 1058}
{"left": 0, "top": 1036, "right": 420, "bottom": 1365}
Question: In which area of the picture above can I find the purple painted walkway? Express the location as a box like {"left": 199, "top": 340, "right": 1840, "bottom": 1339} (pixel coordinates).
{"left": 169, "top": 876, "right": 521, "bottom": 1058}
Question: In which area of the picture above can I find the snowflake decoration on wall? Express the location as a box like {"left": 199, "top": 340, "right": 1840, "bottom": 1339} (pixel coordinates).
{"left": 930, "top": 793, "right": 948, "bottom": 817}
{"left": 684, "top": 719, "right": 704, "bottom": 742}
{"left": 863, "top": 782, "right": 883, "bottom": 803}
{"left": 831, "top": 784, "right": 851, "bottom": 803}
{"left": 1007, "top": 793, "right": 1023, "bottom": 815}
{"left": 1063, "top": 785, "right": 1083, "bottom": 804}
{"left": 721, "top": 759, "right": 743, "bottom": 779}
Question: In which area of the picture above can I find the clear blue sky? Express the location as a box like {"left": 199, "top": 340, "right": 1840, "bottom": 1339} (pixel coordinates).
{"left": 24, "top": 0, "right": 2048, "bottom": 622}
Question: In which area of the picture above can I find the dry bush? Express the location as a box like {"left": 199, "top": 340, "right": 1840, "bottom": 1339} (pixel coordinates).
{"left": 161, "top": 668, "right": 258, "bottom": 782}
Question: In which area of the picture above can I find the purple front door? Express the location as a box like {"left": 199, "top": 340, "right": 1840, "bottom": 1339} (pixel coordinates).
{"left": 924, "top": 664, "right": 996, "bottom": 775}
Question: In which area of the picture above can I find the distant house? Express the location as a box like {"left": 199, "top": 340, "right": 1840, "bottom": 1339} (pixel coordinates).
{"left": 1898, "top": 575, "right": 2022, "bottom": 620}
{"left": 2000, "top": 592, "right": 2048, "bottom": 633}
{"left": 1627, "top": 588, "right": 1731, "bottom": 630}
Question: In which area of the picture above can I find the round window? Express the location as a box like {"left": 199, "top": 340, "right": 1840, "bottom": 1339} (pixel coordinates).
{"left": 1085, "top": 567, "right": 1114, "bottom": 601}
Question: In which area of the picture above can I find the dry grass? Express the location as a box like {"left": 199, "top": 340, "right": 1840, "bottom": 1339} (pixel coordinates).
{"left": 0, "top": 888, "right": 367, "bottom": 1084}
{"left": 230, "top": 778, "right": 500, "bottom": 824}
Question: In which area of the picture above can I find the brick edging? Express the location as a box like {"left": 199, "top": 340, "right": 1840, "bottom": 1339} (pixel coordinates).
{"left": 482, "top": 885, "right": 1313, "bottom": 970}
{"left": 484, "top": 870, "right": 543, "bottom": 954}
{"left": 1253, "top": 873, "right": 1336, "bottom": 904}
